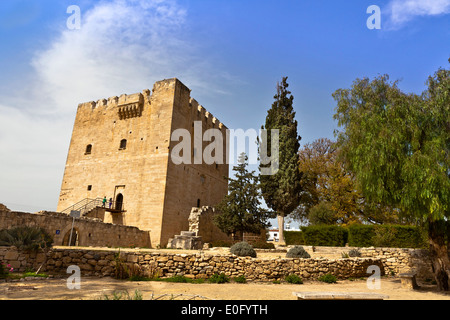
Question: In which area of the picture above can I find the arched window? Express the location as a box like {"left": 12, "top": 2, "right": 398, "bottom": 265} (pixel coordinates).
{"left": 85, "top": 144, "right": 92, "bottom": 154}
{"left": 119, "top": 139, "right": 127, "bottom": 150}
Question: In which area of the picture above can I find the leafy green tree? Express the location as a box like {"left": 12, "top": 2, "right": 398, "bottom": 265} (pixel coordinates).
{"left": 294, "top": 138, "right": 400, "bottom": 225}
{"left": 333, "top": 59, "right": 450, "bottom": 290}
{"left": 214, "top": 153, "right": 273, "bottom": 240}
{"left": 259, "top": 77, "right": 302, "bottom": 245}
{"left": 308, "top": 201, "right": 337, "bottom": 226}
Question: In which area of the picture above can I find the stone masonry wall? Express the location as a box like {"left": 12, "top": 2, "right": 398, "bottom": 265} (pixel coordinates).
{"left": 360, "top": 247, "right": 435, "bottom": 280}
{"left": 0, "top": 247, "right": 381, "bottom": 281}
{"left": 1, "top": 246, "right": 438, "bottom": 282}
{"left": 0, "top": 210, "right": 151, "bottom": 248}
{"left": 188, "top": 207, "right": 232, "bottom": 243}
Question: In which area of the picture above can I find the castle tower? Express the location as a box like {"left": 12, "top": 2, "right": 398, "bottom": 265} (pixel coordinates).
{"left": 57, "top": 78, "right": 229, "bottom": 247}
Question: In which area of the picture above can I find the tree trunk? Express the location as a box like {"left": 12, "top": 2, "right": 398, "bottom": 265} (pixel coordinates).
{"left": 428, "top": 220, "right": 450, "bottom": 291}
{"left": 277, "top": 214, "right": 286, "bottom": 245}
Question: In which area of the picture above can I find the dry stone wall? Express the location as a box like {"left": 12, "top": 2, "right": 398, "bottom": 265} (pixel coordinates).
{"left": 0, "top": 247, "right": 382, "bottom": 281}
{"left": 0, "top": 246, "right": 438, "bottom": 282}
{"left": 360, "top": 247, "right": 435, "bottom": 279}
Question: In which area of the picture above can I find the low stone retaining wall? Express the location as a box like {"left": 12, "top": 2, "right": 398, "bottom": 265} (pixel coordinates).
{"left": 360, "top": 247, "right": 434, "bottom": 279}
{"left": 1, "top": 247, "right": 383, "bottom": 281}
{"left": 1, "top": 245, "right": 438, "bottom": 282}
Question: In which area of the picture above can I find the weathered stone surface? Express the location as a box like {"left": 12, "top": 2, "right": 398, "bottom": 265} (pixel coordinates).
{"left": 4, "top": 251, "right": 19, "bottom": 260}
{"left": 0, "top": 246, "right": 442, "bottom": 281}
{"left": 55, "top": 78, "right": 229, "bottom": 248}
{"left": 0, "top": 210, "right": 151, "bottom": 249}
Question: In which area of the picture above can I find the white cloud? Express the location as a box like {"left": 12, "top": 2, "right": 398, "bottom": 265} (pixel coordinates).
{"left": 0, "top": 0, "right": 230, "bottom": 211}
{"left": 0, "top": 104, "right": 71, "bottom": 211}
{"left": 31, "top": 0, "right": 192, "bottom": 114}
{"left": 385, "top": 0, "right": 450, "bottom": 29}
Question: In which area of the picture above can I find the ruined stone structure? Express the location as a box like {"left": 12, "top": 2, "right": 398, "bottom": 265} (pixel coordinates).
{"left": 167, "top": 207, "right": 232, "bottom": 250}
{"left": 57, "top": 78, "right": 229, "bottom": 247}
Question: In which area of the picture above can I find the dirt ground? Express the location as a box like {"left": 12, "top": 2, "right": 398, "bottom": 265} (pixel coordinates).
{"left": 2, "top": 247, "right": 449, "bottom": 300}
{"left": 1, "top": 276, "right": 449, "bottom": 300}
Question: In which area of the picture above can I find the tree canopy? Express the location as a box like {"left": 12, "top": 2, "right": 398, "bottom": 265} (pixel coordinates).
{"left": 214, "top": 153, "right": 273, "bottom": 240}
{"left": 332, "top": 59, "right": 450, "bottom": 290}
{"left": 295, "top": 138, "right": 400, "bottom": 225}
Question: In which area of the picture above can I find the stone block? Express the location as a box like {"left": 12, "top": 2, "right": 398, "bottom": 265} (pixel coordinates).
{"left": 127, "top": 255, "right": 138, "bottom": 263}
{"left": 4, "top": 251, "right": 19, "bottom": 260}
{"left": 8, "top": 260, "right": 21, "bottom": 269}
{"left": 399, "top": 273, "right": 419, "bottom": 290}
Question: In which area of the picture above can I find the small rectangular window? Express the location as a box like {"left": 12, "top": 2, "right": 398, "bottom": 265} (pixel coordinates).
{"left": 119, "top": 139, "right": 127, "bottom": 150}
{"left": 87, "top": 185, "right": 92, "bottom": 191}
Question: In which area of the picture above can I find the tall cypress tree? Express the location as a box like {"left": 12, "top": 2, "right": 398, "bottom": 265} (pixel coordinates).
{"left": 259, "top": 77, "right": 302, "bottom": 245}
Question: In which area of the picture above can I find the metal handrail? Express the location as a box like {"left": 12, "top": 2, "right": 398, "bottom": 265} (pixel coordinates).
{"left": 60, "top": 198, "right": 102, "bottom": 215}
{"left": 60, "top": 197, "right": 125, "bottom": 215}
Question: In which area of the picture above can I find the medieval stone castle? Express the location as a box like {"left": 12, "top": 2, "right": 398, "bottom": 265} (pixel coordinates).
{"left": 55, "top": 78, "right": 229, "bottom": 247}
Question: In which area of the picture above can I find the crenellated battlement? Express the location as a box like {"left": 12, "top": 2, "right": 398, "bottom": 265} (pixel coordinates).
{"left": 189, "top": 99, "right": 226, "bottom": 130}
{"left": 75, "top": 78, "right": 226, "bottom": 129}
{"left": 77, "top": 90, "right": 150, "bottom": 111}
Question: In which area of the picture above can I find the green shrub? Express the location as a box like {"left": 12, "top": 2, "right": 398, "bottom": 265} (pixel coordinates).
{"left": 301, "top": 225, "right": 347, "bottom": 246}
{"left": 348, "top": 224, "right": 375, "bottom": 247}
{"left": 285, "top": 274, "right": 303, "bottom": 284}
{"left": 284, "top": 231, "right": 305, "bottom": 245}
{"left": 348, "top": 248, "right": 361, "bottom": 257}
{"left": 373, "top": 225, "right": 427, "bottom": 248}
{"left": 348, "top": 224, "right": 427, "bottom": 248}
{"left": 230, "top": 241, "right": 257, "bottom": 258}
{"left": 208, "top": 273, "right": 230, "bottom": 284}
{"left": 318, "top": 274, "right": 337, "bottom": 283}
{"left": 233, "top": 275, "right": 247, "bottom": 283}
{"left": 0, "top": 226, "right": 53, "bottom": 251}
{"left": 286, "top": 246, "right": 311, "bottom": 259}
{"left": 128, "top": 275, "right": 149, "bottom": 281}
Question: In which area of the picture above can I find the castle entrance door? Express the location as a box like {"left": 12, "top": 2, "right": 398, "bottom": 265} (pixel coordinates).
{"left": 113, "top": 185, "right": 125, "bottom": 211}
{"left": 115, "top": 193, "right": 123, "bottom": 211}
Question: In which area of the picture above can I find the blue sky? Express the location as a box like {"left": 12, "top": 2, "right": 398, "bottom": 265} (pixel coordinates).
{"left": 0, "top": 0, "right": 449, "bottom": 220}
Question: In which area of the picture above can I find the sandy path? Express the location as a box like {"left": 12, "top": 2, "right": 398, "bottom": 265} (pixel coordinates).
{"left": 1, "top": 276, "right": 449, "bottom": 300}
{"left": 3, "top": 247, "right": 448, "bottom": 300}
